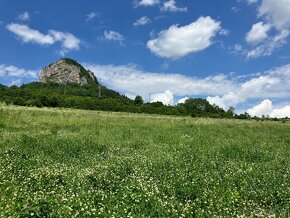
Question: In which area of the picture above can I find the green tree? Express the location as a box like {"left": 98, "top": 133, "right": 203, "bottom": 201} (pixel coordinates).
{"left": 226, "top": 106, "right": 235, "bottom": 117}
{"left": 134, "top": 95, "right": 144, "bottom": 105}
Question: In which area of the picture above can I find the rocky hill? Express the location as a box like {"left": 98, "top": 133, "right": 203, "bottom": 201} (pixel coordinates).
{"left": 39, "top": 58, "right": 98, "bottom": 85}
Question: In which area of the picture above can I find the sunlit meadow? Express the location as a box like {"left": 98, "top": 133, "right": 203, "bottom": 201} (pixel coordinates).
{"left": 0, "top": 104, "right": 289, "bottom": 217}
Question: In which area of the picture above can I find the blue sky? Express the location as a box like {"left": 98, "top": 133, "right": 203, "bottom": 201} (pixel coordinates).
{"left": 0, "top": 0, "right": 290, "bottom": 117}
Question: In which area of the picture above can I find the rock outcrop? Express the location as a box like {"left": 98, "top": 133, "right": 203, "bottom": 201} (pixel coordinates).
{"left": 39, "top": 58, "right": 97, "bottom": 85}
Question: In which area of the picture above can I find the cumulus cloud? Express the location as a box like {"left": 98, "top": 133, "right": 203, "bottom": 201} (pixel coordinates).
{"left": 49, "top": 30, "right": 80, "bottom": 49}
{"left": 84, "top": 64, "right": 236, "bottom": 102}
{"left": 161, "top": 0, "right": 187, "bottom": 12}
{"left": 207, "top": 64, "right": 290, "bottom": 109}
{"left": 150, "top": 90, "right": 174, "bottom": 105}
{"left": 0, "top": 64, "right": 38, "bottom": 78}
{"left": 103, "top": 31, "right": 124, "bottom": 44}
{"left": 135, "top": 0, "right": 159, "bottom": 7}
{"left": 207, "top": 96, "right": 227, "bottom": 109}
{"left": 247, "top": 99, "right": 273, "bottom": 117}
{"left": 246, "top": 29, "right": 289, "bottom": 58}
{"left": 6, "top": 23, "right": 81, "bottom": 54}
{"left": 258, "top": 0, "right": 290, "bottom": 30}
{"left": 17, "top": 12, "right": 30, "bottom": 21}
{"left": 134, "top": 16, "right": 151, "bottom": 26}
{"left": 247, "top": 99, "right": 290, "bottom": 118}
{"left": 48, "top": 30, "right": 80, "bottom": 55}
{"left": 271, "top": 105, "right": 290, "bottom": 118}
{"left": 147, "top": 16, "right": 222, "bottom": 59}
{"left": 246, "top": 22, "right": 271, "bottom": 44}
{"left": 7, "top": 23, "right": 54, "bottom": 45}
{"left": 243, "top": 0, "right": 290, "bottom": 58}
{"left": 177, "top": 97, "right": 189, "bottom": 104}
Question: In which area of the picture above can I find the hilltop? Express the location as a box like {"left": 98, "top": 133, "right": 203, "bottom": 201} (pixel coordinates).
{"left": 40, "top": 58, "right": 98, "bottom": 86}
{"left": 31, "top": 58, "right": 123, "bottom": 99}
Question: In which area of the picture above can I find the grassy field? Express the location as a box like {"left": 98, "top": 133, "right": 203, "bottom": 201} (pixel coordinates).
{"left": 0, "top": 105, "right": 289, "bottom": 217}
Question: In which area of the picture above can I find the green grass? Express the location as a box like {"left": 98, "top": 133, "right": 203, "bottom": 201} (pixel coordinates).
{"left": 0, "top": 105, "right": 289, "bottom": 217}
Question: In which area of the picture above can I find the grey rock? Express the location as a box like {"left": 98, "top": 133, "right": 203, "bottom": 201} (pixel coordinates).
{"left": 39, "top": 58, "right": 97, "bottom": 85}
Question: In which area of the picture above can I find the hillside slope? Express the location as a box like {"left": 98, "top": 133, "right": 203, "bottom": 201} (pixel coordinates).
{"left": 0, "top": 105, "right": 289, "bottom": 217}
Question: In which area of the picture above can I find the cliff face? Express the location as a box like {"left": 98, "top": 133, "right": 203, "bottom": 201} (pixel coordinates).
{"left": 39, "top": 58, "right": 97, "bottom": 85}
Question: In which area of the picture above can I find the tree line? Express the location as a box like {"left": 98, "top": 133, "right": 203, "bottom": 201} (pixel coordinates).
{"left": 0, "top": 82, "right": 287, "bottom": 121}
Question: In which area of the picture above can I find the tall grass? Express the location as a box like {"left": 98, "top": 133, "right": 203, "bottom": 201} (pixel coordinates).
{"left": 0, "top": 105, "right": 289, "bottom": 217}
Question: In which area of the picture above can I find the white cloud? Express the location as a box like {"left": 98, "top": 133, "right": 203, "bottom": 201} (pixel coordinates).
{"left": 231, "top": 7, "right": 240, "bottom": 13}
{"left": 247, "top": 99, "right": 290, "bottom": 118}
{"left": 48, "top": 30, "right": 80, "bottom": 54}
{"left": 246, "top": 22, "right": 271, "bottom": 44}
{"left": 7, "top": 23, "right": 54, "bottom": 45}
{"left": 240, "top": 0, "right": 290, "bottom": 58}
{"left": 150, "top": 90, "right": 174, "bottom": 105}
{"left": 135, "top": 0, "right": 159, "bottom": 7}
{"left": 177, "top": 97, "right": 189, "bottom": 104}
{"left": 85, "top": 64, "right": 236, "bottom": 96}
{"left": 86, "top": 12, "right": 98, "bottom": 22}
{"left": 0, "top": 64, "right": 38, "bottom": 78}
{"left": 233, "top": 44, "right": 243, "bottom": 52}
{"left": 247, "top": 29, "right": 289, "bottom": 58}
{"left": 207, "top": 64, "right": 290, "bottom": 109}
{"left": 208, "top": 75, "right": 278, "bottom": 108}
{"left": 103, "top": 31, "right": 124, "bottom": 43}
{"left": 247, "top": 99, "right": 272, "bottom": 117}
{"left": 84, "top": 64, "right": 236, "bottom": 103}
{"left": 147, "top": 16, "right": 222, "bottom": 59}
{"left": 17, "top": 12, "right": 30, "bottom": 21}
{"left": 219, "top": 29, "right": 230, "bottom": 36}
{"left": 10, "top": 79, "right": 22, "bottom": 87}
{"left": 271, "top": 105, "right": 290, "bottom": 118}
{"left": 207, "top": 96, "right": 227, "bottom": 109}
{"left": 246, "top": 0, "right": 259, "bottom": 4}
{"left": 258, "top": 0, "right": 290, "bottom": 30}
{"left": 161, "top": 0, "right": 187, "bottom": 12}
{"left": 6, "top": 23, "right": 81, "bottom": 54}
{"left": 134, "top": 16, "right": 151, "bottom": 26}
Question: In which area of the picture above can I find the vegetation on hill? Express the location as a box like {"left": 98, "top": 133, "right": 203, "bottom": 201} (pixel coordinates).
{"left": 0, "top": 80, "right": 287, "bottom": 120}
{"left": 0, "top": 82, "right": 238, "bottom": 118}
{"left": 0, "top": 105, "right": 289, "bottom": 217}
{"left": 22, "top": 82, "right": 120, "bottom": 98}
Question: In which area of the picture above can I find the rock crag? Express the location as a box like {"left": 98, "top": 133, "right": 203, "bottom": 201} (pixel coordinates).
{"left": 39, "top": 58, "right": 97, "bottom": 85}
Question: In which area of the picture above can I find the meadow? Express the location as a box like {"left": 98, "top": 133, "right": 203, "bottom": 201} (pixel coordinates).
{"left": 0, "top": 104, "right": 289, "bottom": 217}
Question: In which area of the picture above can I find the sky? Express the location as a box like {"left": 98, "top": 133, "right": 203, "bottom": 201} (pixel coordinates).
{"left": 0, "top": 0, "right": 290, "bottom": 118}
